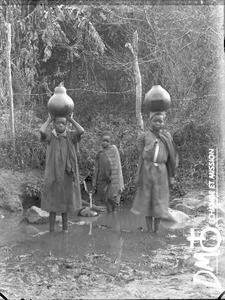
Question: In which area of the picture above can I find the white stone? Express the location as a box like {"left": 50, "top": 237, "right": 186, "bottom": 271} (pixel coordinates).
{"left": 26, "top": 206, "right": 49, "bottom": 224}
{"left": 168, "top": 208, "right": 190, "bottom": 223}
{"left": 161, "top": 209, "right": 190, "bottom": 229}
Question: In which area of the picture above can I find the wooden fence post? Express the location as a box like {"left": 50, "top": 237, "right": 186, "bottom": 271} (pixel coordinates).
{"left": 126, "top": 31, "right": 144, "bottom": 134}
{"left": 5, "top": 22, "right": 16, "bottom": 170}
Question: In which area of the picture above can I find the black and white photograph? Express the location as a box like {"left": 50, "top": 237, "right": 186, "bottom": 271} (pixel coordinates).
{"left": 0, "top": 0, "right": 224, "bottom": 299}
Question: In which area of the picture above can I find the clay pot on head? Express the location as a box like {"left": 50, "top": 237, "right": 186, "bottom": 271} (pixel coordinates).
{"left": 144, "top": 85, "right": 171, "bottom": 113}
{"left": 47, "top": 83, "right": 74, "bottom": 117}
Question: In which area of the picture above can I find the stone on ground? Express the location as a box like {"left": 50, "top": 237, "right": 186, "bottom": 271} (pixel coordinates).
{"left": 174, "top": 203, "right": 194, "bottom": 215}
{"left": 168, "top": 208, "right": 190, "bottom": 223}
{"left": 26, "top": 206, "right": 60, "bottom": 224}
{"left": 26, "top": 206, "right": 49, "bottom": 223}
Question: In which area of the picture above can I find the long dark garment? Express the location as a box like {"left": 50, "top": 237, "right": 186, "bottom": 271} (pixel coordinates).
{"left": 41, "top": 129, "right": 82, "bottom": 213}
{"left": 131, "top": 130, "right": 178, "bottom": 219}
{"left": 94, "top": 145, "right": 124, "bottom": 210}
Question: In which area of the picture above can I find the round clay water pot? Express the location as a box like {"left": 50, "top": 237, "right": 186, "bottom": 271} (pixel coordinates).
{"left": 144, "top": 85, "right": 171, "bottom": 113}
{"left": 47, "top": 84, "right": 74, "bottom": 117}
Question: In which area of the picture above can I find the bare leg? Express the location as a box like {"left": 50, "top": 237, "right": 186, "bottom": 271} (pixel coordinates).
{"left": 106, "top": 202, "right": 111, "bottom": 213}
{"left": 145, "top": 216, "right": 153, "bottom": 232}
{"left": 109, "top": 197, "right": 119, "bottom": 212}
{"left": 154, "top": 218, "right": 160, "bottom": 234}
{"left": 49, "top": 212, "right": 56, "bottom": 232}
{"left": 62, "top": 212, "right": 68, "bottom": 232}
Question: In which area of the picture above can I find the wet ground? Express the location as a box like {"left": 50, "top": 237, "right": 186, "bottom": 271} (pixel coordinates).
{"left": 0, "top": 208, "right": 225, "bottom": 299}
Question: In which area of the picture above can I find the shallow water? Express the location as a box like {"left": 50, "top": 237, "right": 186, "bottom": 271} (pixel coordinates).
{"left": 1, "top": 208, "right": 224, "bottom": 299}
{"left": 0, "top": 209, "right": 188, "bottom": 259}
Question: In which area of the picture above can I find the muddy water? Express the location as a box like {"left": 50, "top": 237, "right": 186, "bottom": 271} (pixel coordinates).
{"left": 0, "top": 209, "right": 188, "bottom": 268}
{"left": 0, "top": 209, "right": 224, "bottom": 299}
{"left": 0, "top": 209, "right": 188, "bottom": 248}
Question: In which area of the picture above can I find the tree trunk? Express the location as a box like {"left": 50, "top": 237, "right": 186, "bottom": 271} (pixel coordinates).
{"left": 126, "top": 31, "right": 144, "bottom": 134}
{"left": 5, "top": 22, "right": 16, "bottom": 170}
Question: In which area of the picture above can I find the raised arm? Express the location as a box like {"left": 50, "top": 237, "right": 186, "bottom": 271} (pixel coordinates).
{"left": 67, "top": 113, "right": 84, "bottom": 136}
{"left": 40, "top": 113, "right": 53, "bottom": 136}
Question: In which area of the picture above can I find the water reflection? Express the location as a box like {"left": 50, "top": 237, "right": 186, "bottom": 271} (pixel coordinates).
{"left": 49, "top": 232, "right": 69, "bottom": 256}
{"left": 0, "top": 209, "right": 189, "bottom": 265}
{"left": 42, "top": 209, "right": 186, "bottom": 274}
{"left": 0, "top": 211, "right": 26, "bottom": 245}
{"left": 96, "top": 209, "right": 147, "bottom": 232}
{"left": 0, "top": 207, "right": 195, "bottom": 289}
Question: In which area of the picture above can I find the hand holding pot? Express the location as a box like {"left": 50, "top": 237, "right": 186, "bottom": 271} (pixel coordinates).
{"left": 47, "top": 113, "right": 54, "bottom": 123}
{"left": 66, "top": 112, "right": 74, "bottom": 123}
{"left": 169, "top": 177, "right": 175, "bottom": 187}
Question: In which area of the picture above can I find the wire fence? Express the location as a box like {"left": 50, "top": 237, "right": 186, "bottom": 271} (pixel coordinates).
{"left": 12, "top": 90, "right": 223, "bottom": 102}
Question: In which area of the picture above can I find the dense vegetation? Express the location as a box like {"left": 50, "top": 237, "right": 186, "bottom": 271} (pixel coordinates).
{"left": 0, "top": 2, "right": 224, "bottom": 205}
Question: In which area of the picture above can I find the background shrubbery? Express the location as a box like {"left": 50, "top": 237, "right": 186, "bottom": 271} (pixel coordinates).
{"left": 0, "top": 90, "right": 223, "bottom": 207}
{"left": 0, "top": 3, "right": 224, "bottom": 206}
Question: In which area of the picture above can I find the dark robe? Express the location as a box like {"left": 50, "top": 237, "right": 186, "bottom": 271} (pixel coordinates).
{"left": 41, "top": 129, "right": 82, "bottom": 213}
{"left": 94, "top": 145, "right": 124, "bottom": 207}
{"left": 131, "top": 129, "right": 178, "bottom": 218}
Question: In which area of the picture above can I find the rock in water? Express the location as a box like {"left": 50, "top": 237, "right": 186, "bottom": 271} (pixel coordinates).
{"left": 26, "top": 206, "right": 49, "bottom": 224}
{"left": 26, "top": 206, "right": 61, "bottom": 224}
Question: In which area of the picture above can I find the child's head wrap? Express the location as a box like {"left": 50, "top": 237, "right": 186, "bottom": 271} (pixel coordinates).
{"left": 149, "top": 111, "right": 166, "bottom": 120}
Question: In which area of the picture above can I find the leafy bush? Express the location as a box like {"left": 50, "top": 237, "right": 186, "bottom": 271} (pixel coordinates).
{"left": 0, "top": 109, "right": 46, "bottom": 170}
{"left": 172, "top": 119, "right": 222, "bottom": 190}
{"left": 0, "top": 90, "right": 222, "bottom": 208}
{"left": 0, "top": 129, "right": 46, "bottom": 170}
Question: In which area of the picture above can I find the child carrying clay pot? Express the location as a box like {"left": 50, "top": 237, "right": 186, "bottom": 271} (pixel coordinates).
{"left": 131, "top": 111, "right": 179, "bottom": 234}
{"left": 40, "top": 113, "right": 85, "bottom": 232}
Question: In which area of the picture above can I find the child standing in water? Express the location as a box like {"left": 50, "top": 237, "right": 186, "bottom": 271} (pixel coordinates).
{"left": 92, "top": 131, "right": 124, "bottom": 213}
{"left": 40, "top": 113, "right": 84, "bottom": 232}
{"left": 131, "top": 112, "right": 178, "bottom": 234}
